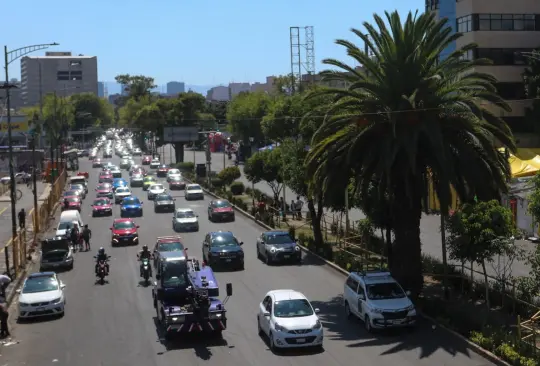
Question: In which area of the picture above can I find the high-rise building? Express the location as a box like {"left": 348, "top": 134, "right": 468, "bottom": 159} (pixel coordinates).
{"left": 166, "top": 81, "right": 185, "bottom": 95}
{"left": 229, "top": 83, "right": 250, "bottom": 97}
{"left": 428, "top": 0, "right": 540, "bottom": 145}
{"left": 206, "top": 86, "right": 230, "bottom": 101}
{"left": 20, "top": 52, "right": 98, "bottom": 106}
{"left": 97, "top": 82, "right": 105, "bottom": 97}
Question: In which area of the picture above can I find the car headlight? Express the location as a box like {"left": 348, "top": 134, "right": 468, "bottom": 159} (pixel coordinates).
{"left": 170, "top": 316, "right": 185, "bottom": 322}
{"left": 405, "top": 305, "right": 415, "bottom": 311}
{"left": 312, "top": 320, "right": 322, "bottom": 329}
{"left": 209, "top": 313, "right": 222, "bottom": 319}
{"left": 52, "top": 297, "right": 62, "bottom": 304}
{"left": 370, "top": 307, "right": 384, "bottom": 314}
{"left": 121, "top": 207, "right": 126, "bottom": 210}
{"left": 295, "top": 246, "right": 301, "bottom": 251}
{"left": 270, "top": 247, "right": 276, "bottom": 253}
{"left": 274, "top": 323, "right": 288, "bottom": 332}
{"left": 19, "top": 302, "right": 29, "bottom": 307}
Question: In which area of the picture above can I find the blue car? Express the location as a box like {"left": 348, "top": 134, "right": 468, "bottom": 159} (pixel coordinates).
{"left": 112, "top": 178, "right": 128, "bottom": 191}
{"left": 120, "top": 196, "right": 143, "bottom": 217}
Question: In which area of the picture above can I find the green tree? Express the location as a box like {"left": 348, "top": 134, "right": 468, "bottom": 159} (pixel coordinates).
{"left": 306, "top": 11, "right": 515, "bottom": 296}
{"left": 446, "top": 200, "right": 517, "bottom": 309}
{"left": 244, "top": 149, "right": 283, "bottom": 201}
{"left": 262, "top": 94, "right": 305, "bottom": 142}
{"left": 206, "top": 101, "right": 228, "bottom": 121}
{"left": 115, "top": 74, "right": 156, "bottom": 101}
{"left": 226, "top": 91, "right": 269, "bottom": 143}
{"left": 218, "top": 166, "right": 241, "bottom": 186}
{"left": 528, "top": 172, "right": 540, "bottom": 224}
{"left": 69, "top": 93, "right": 114, "bottom": 130}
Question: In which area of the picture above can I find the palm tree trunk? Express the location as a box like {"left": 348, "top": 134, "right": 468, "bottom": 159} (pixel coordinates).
{"left": 390, "top": 188, "right": 423, "bottom": 298}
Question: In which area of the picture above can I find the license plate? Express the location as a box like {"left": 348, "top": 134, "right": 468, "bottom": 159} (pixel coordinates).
{"left": 52, "top": 263, "right": 59, "bottom": 267}
{"left": 225, "top": 259, "right": 232, "bottom": 262}
{"left": 122, "top": 238, "right": 129, "bottom": 241}
{"left": 36, "top": 307, "right": 45, "bottom": 311}
{"left": 391, "top": 319, "right": 405, "bottom": 324}
{"left": 296, "top": 338, "right": 306, "bottom": 343}
{"left": 284, "top": 255, "right": 290, "bottom": 259}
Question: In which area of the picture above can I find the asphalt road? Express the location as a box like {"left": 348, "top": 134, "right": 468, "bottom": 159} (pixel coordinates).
{"left": 177, "top": 148, "right": 534, "bottom": 279}
{"left": 1, "top": 152, "right": 497, "bottom": 366}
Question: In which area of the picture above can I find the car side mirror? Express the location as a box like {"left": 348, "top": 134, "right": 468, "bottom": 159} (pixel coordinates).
{"left": 263, "top": 311, "right": 270, "bottom": 317}
{"left": 314, "top": 308, "right": 320, "bottom": 314}
{"left": 358, "top": 293, "right": 366, "bottom": 301}
{"left": 260, "top": 241, "right": 265, "bottom": 245}
{"left": 239, "top": 242, "right": 244, "bottom": 246}
{"left": 15, "top": 289, "right": 21, "bottom": 294}
{"left": 156, "top": 288, "right": 163, "bottom": 300}
{"left": 136, "top": 225, "right": 140, "bottom": 228}
{"left": 226, "top": 283, "right": 233, "bottom": 296}
{"left": 406, "top": 290, "right": 411, "bottom": 296}
{"left": 60, "top": 284, "right": 66, "bottom": 289}
{"left": 203, "top": 243, "right": 209, "bottom": 247}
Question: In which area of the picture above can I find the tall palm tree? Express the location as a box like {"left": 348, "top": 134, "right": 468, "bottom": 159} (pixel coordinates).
{"left": 306, "top": 10, "right": 515, "bottom": 296}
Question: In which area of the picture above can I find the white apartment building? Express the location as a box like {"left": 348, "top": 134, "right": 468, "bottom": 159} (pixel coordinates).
{"left": 20, "top": 52, "right": 98, "bottom": 106}
{"left": 428, "top": 0, "right": 540, "bottom": 146}
{"left": 206, "top": 86, "right": 230, "bottom": 101}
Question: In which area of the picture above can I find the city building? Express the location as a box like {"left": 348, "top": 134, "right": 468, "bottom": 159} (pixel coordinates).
{"left": 206, "top": 86, "right": 230, "bottom": 101}
{"left": 1, "top": 79, "right": 24, "bottom": 110}
{"left": 251, "top": 76, "right": 276, "bottom": 93}
{"left": 166, "top": 81, "right": 185, "bottom": 95}
{"left": 20, "top": 52, "right": 98, "bottom": 106}
{"left": 427, "top": 0, "right": 540, "bottom": 146}
{"left": 229, "top": 83, "right": 251, "bottom": 97}
{"left": 97, "top": 82, "right": 105, "bottom": 97}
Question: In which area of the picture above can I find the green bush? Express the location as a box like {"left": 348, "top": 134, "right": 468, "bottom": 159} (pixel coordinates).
{"left": 230, "top": 181, "right": 245, "bottom": 195}
{"left": 288, "top": 226, "right": 296, "bottom": 240}
{"left": 176, "top": 162, "right": 195, "bottom": 172}
{"left": 218, "top": 166, "right": 241, "bottom": 186}
{"left": 211, "top": 178, "right": 224, "bottom": 189}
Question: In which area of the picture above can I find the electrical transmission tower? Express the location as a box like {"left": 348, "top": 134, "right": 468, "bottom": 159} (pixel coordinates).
{"left": 289, "top": 26, "right": 315, "bottom": 93}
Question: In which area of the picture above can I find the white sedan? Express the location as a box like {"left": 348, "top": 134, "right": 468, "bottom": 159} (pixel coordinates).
{"left": 166, "top": 169, "right": 181, "bottom": 182}
{"left": 257, "top": 289, "right": 323, "bottom": 351}
{"left": 185, "top": 184, "right": 204, "bottom": 200}
{"left": 172, "top": 208, "right": 199, "bottom": 232}
{"left": 147, "top": 184, "right": 165, "bottom": 200}
{"left": 18, "top": 272, "right": 66, "bottom": 319}
{"left": 114, "top": 186, "right": 132, "bottom": 204}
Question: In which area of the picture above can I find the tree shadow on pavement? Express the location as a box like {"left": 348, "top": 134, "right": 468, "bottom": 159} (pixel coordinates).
{"left": 298, "top": 252, "right": 328, "bottom": 267}
{"left": 311, "top": 295, "right": 474, "bottom": 360}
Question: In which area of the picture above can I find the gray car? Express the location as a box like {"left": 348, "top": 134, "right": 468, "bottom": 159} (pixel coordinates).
{"left": 130, "top": 173, "right": 144, "bottom": 187}
{"left": 154, "top": 193, "right": 175, "bottom": 213}
{"left": 256, "top": 231, "right": 302, "bottom": 265}
{"left": 172, "top": 208, "right": 199, "bottom": 231}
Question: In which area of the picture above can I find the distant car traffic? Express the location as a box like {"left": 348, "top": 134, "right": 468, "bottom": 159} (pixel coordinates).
{"left": 153, "top": 193, "right": 175, "bottom": 212}
{"left": 110, "top": 218, "right": 139, "bottom": 246}
{"left": 91, "top": 198, "right": 113, "bottom": 216}
{"left": 120, "top": 196, "right": 143, "bottom": 217}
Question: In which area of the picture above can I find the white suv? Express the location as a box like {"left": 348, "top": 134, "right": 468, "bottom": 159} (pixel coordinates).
{"left": 343, "top": 271, "right": 416, "bottom": 332}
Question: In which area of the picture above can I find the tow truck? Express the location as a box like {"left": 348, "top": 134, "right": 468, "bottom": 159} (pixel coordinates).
{"left": 152, "top": 251, "right": 232, "bottom": 340}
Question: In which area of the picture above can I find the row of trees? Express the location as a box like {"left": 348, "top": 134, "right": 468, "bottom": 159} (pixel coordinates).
{"left": 224, "top": 10, "right": 540, "bottom": 297}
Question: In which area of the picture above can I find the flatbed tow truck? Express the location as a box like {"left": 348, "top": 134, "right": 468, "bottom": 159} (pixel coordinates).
{"left": 152, "top": 251, "right": 232, "bottom": 340}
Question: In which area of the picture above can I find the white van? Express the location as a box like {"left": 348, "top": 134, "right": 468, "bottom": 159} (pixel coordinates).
{"left": 68, "top": 176, "right": 88, "bottom": 193}
{"left": 56, "top": 210, "right": 84, "bottom": 236}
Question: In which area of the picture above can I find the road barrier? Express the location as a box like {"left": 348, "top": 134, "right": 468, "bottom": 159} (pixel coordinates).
{"left": 3, "top": 169, "right": 67, "bottom": 278}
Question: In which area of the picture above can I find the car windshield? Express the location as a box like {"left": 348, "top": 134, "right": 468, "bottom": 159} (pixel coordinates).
{"left": 214, "top": 201, "right": 231, "bottom": 208}
{"left": 66, "top": 197, "right": 79, "bottom": 203}
{"left": 366, "top": 283, "right": 406, "bottom": 300}
{"left": 64, "top": 191, "right": 78, "bottom": 196}
{"left": 70, "top": 185, "right": 83, "bottom": 190}
{"left": 116, "top": 188, "right": 130, "bottom": 194}
{"left": 93, "top": 199, "right": 109, "bottom": 206}
{"left": 156, "top": 195, "right": 171, "bottom": 201}
{"left": 123, "top": 198, "right": 140, "bottom": 205}
{"left": 265, "top": 234, "right": 294, "bottom": 245}
{"left": 175, "top": 211, "right": 195, "bottom": 218}
{"left": 170, "top": 176, "right": 182, "bottom": 182}
{"left": 187, "top": 185, "right": 201, "bottom": 191}
{"left": 132, "top": 174, "right": 143, "bottom": 179}
{"left": 211, "top": 235, "right": 238, "bottom": 248}
{"left": 144, "top": 177, "right": 155, "bottom": 182}
{"left": 97, "top": 183, "right": 111, "bottom": 190}
{"left": 151, "top": 185, "right": 163, "bottom": 190}
{"left": 168, "top": 170, "right": 180, "bottom": 175}
{"left": 162, "top": 261, "right": 187, "bottom": 287}
{"left": 22, "top": 276, "right": 59, "bottom": 294}
{"left": 158, "top": 241, "right": 184, "bottom": 252}
{"left": 57, "top": 222, "right": 73, "bottom": 230}
{"left": 114, "top": 221, "right": 136, "bottom": 229}
{"left": 273, "top": 299, "right": 314, "bottom": 318}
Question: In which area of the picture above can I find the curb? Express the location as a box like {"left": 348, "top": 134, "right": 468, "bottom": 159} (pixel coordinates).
{"left": 199, "top": 184, "right": 511, "bottom": 366}
{"left": 5, "top": 268, "right": 28, "bottom": 307}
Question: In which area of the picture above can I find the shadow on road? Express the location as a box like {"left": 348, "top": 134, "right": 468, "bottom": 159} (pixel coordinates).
{"left": 257, "top": 331, "right": 324, "bottom": 356}
{"left": 311, "top": 295, "right": 474, "bottom": 360}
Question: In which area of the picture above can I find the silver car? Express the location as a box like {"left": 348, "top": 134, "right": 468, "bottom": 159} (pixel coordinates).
{"left": 147, "top": 184, "right": 165, "bottom": 200}
{"left": 114, "top": 187, "right": 132, "bottom": 204}
{"left": 130, "top": 173, "right": 144, "bottom": 187}
{"left": 256, "top": 231, "right": 302, "bottom": 264}
{"left": 185, "top": 184, "right": 204, "bottom": 200}
{"left": 120, "top": 159, "right": 131, "bottom": 170}
{"left": 172, "top": 208, "right": 199, "bottom": 232}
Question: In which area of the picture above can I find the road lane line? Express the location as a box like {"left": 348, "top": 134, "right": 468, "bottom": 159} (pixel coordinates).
{"left": 0, "top": 207, "right": 8, "bottom": 216}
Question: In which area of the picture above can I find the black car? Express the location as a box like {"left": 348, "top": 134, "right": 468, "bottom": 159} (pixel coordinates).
{"left": 202, "top": 231, "right": 244, "bottom": 270}
{"left": 154, "top": 193, "right": 176, "bottom": 213}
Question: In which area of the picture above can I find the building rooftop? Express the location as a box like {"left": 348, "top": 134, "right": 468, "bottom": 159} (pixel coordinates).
{"left": 24, "top": 56, "right": 96, "bottom": 59}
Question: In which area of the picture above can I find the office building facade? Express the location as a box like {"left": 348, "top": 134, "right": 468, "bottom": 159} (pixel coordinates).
{"left": 166, "top": 81, "right": 185, "bottom": 95}
{"left": 20, "top": 52, "right": 98, "bottom": 106}
{"left": 98, "top": 82, "right": 105, "bottom": 97}
{"left": 428, "top": 0, "right": 540, "bottom": 145}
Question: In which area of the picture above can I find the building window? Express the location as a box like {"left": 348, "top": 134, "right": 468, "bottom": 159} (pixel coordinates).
{"left": 425, "top": 0, "right": 438, "bottom": 11}
{"left": 457, "top": 15, "right": 473, "bottom": 33}
{"left": 476, "top": 48, "right": 532, "bottom": 65}
{"left": 497, "top": 82, "right": 526, "bottom": 100}
{"left": 478, "top": 14, "right": 538, "bottom": 31}
{"left": 70, "top": 71, "right": 83, "bottom": 81}
{"left": 460, "top": 49, "right": 474, "bottom": 60}
{"left": 57, "top": 71, "right": 69, "bottom": 81}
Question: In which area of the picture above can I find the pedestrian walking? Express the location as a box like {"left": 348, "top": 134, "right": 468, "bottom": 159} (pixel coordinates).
{"left": 82, "top": 224, "right": 92, "bottom": 251}
{"left": 295, "top": 196, "right": 304, "bottom": 220}
{"left": 0, "top": 273, "right": 11, "bottom": 300}
{"left": 17, "top": 208, "right": 25, "bottom": 230}
{"left": 0, "top": 303, "right": 10, "bottom": 338}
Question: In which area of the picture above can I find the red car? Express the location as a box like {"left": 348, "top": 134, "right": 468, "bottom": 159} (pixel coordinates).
{"left": 91, "top": 197, "right": 113, "bottom": 217}
{"left": 169, "top": 176, "right": 186, "bottom": 190}
{"left": 92, "top": 158, "right": 103, "bottom": 168}
{"left": 207, "top": 199, "right": 235, "bottom": 222}
{"left": 95, "top": 183, "right": 113, "bottom": 199}
{"left": 63, "top": 190, "right": 83, "bottom": 200}
{"left": 157, "top": 164, "right": 169, "bottom": 177}
{"left": 142, "top": 156, "right": 152, "bottom": 165}
{"left": 61, "top": 196, "right": 81, "bottom": 212}
{"left": 77, "top": 171, "right": 89, "bottom": 179}
{"left": 110, "top": 218, "right": 139, "bottom": 246}
{"left": 99, "top": 173, "right": 113, "bottom": 184}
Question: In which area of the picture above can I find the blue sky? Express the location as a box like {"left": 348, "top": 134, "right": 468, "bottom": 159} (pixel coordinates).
{"left": 4, "top": 0, "right": 422, "bottom": 86}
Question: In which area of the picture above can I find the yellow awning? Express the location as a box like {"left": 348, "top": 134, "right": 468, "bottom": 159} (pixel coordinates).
{"left": 509, "top": 156, "right": 539, "bottom": 178}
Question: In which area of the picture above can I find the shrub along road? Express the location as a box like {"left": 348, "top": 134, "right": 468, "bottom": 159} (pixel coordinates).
{"left": 0, "top": 153, "right": 498, "bottom": 365}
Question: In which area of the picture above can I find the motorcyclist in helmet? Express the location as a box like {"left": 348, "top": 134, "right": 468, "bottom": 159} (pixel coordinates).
{"left": 94, "top": 247, "right": 110, "bottom": 275}
{"left": 137, "top": 245, "right": 153, "bottom": 277}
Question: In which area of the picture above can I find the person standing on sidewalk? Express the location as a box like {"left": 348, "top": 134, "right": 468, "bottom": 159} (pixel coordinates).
{"left": 82, "top": 224, "right": 92, "bottom": 251}
{"left": 17, "top": 208, "right": 25, "bottom": 230}
{"left": 0, "top": 302, "right": 10, "bottom": 338}
{"left": 0, "top": 273, "right": 11, "bottom": 300}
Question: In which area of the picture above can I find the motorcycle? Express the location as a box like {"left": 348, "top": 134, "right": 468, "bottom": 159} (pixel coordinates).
{"left": 141, "top": 258, "right": 151, "bottom": 284}
{"left": 94, "top": 256, "right": 111, "bottom": 285}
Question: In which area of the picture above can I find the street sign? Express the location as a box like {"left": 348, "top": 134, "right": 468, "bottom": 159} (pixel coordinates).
{"left": 163, "top": 127, "right": 199, "bottom": 142}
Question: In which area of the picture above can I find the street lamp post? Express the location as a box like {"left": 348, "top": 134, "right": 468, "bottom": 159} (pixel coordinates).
{"left": 3, "top": 42, "right": 58, "bottom": 276}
